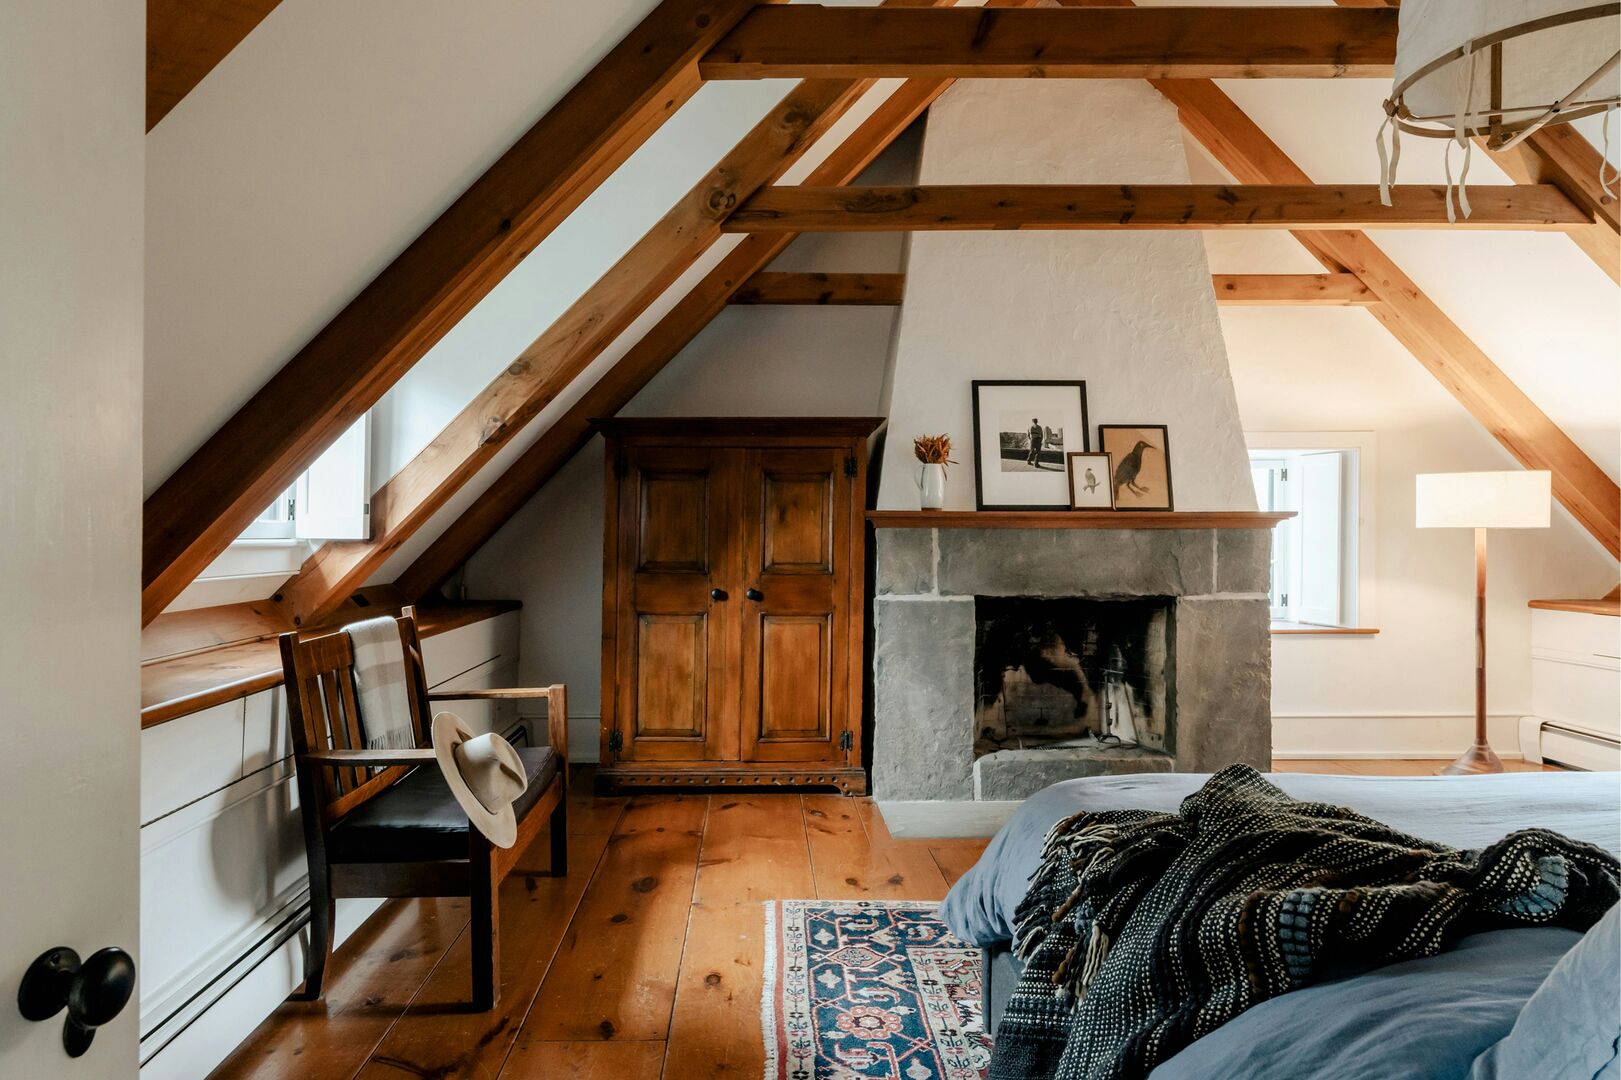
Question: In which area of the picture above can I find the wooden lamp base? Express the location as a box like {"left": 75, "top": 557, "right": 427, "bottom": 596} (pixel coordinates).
{"left": 1439, "top": 528, "right": 1506, "bottom": 777}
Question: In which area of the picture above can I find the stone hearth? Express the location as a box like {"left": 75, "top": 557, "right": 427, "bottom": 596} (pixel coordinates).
{"left": 871, "top": 525, "right": 1272, "bottom": 802}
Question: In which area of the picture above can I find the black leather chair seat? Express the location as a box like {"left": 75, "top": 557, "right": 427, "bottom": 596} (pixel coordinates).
{"left": 326, "top": 745, "right": 559, "bottom": 863}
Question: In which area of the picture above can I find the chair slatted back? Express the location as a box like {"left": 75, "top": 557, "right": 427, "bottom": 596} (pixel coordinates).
{"left": 279, "top": 614, "right": 431, "bottom": 827}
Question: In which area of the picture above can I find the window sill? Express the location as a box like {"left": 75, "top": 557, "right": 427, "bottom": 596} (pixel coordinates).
{"left": 1271, "top": 623, "right": 1380, "bottom": 636}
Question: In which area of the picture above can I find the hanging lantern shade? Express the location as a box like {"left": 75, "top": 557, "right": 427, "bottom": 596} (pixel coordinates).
{"left": 1385, "top": 0, "right": 1620, "bottom": 149}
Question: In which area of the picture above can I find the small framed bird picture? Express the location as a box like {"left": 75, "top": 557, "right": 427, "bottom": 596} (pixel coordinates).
{"left": 1066, "top": 452, "right": 1115, "bottom": 510}
{"left": 1097, "top": 425, "right": 1174, "bottom": 511}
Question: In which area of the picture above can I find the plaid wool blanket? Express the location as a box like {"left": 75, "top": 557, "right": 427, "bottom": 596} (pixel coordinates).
{"left": 989, "top": 765, "right": 1620, "bottom": 1080}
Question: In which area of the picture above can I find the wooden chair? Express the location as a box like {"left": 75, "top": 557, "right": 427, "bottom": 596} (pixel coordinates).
{"left": 279, "top": 606, "right": 567, "bottom": 1010}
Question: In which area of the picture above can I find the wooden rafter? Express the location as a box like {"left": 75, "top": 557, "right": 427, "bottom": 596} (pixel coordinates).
{"left": 731, "top": 271, "right": 906, "bottom": 305}
{"left": 139, "top": 0, "right": 769, "bottom": 625}
{"left": 724, "top": 184, "right": 1586, "bottom": 232}
{"left": 148, "top": 0, "right": 282, "bottom": 130}
{"left": 1154, "top": 77, "right": 1620, "bottom": 558}
{"left": 280, "top": 3, "right": 973, "bottom": 626}
{"left": 700, "top": 5, "right": 1397, "bottom": 80}
{"left": 724, "top": 272, "right": 1376, "bottom": 306}
{"left": 1211, "top": 274, "right": 1376, "bottom": 306}
{"left": 1329, "top": 0, "right": 1618, "bottom": 283}
{"left": 395, "top": 76, "right": 966, "bottom": 603}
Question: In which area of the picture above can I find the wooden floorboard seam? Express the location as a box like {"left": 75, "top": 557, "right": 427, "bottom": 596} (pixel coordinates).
{"left": 656, "top": 795, "right": 714, "bottom": 1080}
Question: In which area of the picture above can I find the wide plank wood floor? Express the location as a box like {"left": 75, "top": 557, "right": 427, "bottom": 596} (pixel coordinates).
{"left": 208, "top": 758, "right": 1554, "bottom": 1080}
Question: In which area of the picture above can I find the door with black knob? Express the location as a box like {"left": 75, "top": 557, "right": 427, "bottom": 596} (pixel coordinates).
{"left": 738, "top": 447, "right": 854, "bottom": 764}
{"left": 605, "top": 443, "right": 740, "bottom": 764}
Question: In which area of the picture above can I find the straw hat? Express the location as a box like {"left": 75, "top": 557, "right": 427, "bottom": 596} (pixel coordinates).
{"left": 431, "top": 712, "right": 528, "bottom": 848}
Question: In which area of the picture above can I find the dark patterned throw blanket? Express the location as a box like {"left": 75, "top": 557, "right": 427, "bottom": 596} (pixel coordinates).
{"left": 990, "top": 765, "right": 1620, "bottom": 1080}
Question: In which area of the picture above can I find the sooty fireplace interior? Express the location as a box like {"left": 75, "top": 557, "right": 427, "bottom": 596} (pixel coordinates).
{"left": 974, "top": 597, "right": 1171, "bottom": 758}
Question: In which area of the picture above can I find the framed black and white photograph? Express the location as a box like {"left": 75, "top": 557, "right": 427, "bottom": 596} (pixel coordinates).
{"left": 1066, "top": 452, "right": 1115, "bottom": 510}
{"left": 970, "top": 380, "right": 1089, "bottom": 510}
{"left": 1098, "top": 424, "right": 1174, "bottom": 511}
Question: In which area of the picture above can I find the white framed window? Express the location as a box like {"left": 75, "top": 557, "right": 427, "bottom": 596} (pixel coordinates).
{"left": 1246, "top": 432, "right": 1377, "bottom": 630}
{"left": 182, "top": 415, "right": 373, "bottom": 602}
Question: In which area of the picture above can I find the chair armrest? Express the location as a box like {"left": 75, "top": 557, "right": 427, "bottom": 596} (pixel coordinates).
{"left": 426, "top": 688, "right": 556, "bottom": 701}
{"left": 304, "top": 748, "right": 435, "bottom": 768}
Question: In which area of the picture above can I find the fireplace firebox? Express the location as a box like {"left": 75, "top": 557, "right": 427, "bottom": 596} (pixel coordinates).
{"left": 974, "top": 597, "right": 1171, "bottom": 757}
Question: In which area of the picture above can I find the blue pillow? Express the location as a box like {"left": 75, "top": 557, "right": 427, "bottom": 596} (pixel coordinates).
{"left": 1471, "top": 903, "right": 1621, "bottom": 1080}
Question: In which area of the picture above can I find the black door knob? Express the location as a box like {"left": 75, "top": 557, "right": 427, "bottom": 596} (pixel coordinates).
{"left": 17, "top": 946, "right": 135, "bottom": 1058}
{"left": 745, "top": 588, "right": 764, "bottom": 602}
{"left": 710, "top": 588, "right": 728, "bottom": 601}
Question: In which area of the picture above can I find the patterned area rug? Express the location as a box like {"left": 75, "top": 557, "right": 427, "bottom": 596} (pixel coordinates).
{"left": 763, "top": 899, "right": 990, "bottom": 1080}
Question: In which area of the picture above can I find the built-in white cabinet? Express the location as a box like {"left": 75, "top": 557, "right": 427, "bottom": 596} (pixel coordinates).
{"left": 138, "top": 612, "right": 521, "bottom": 1078}
{"left": 1522, "top": 608, "right": 1621, "bottom": 770}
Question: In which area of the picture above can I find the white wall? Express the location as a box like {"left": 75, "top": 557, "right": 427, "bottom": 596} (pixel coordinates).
{"left": 876, "top": 79, "right": 1256, "bottom": 512}
{"left": 1221, "top": 301, "right": 1618, "bottom": 757}
{"left": 0, "top": 1, "right": 143, "bottom": 1074}
{"left": 460, "top": 130, "right": 920, "bottom": 756}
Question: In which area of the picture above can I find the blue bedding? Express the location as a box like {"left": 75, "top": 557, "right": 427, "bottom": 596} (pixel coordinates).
{"left": 942, "top": 771, "right": 1621, "bottom": 1079}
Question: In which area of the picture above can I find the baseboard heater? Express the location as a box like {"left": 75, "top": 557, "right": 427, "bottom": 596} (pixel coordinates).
{"left": 1519, "top": 716, "right": 1621, "bottom": 771}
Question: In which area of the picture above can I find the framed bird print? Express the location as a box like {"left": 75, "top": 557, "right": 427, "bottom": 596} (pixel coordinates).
{"left": 970, "top": 380, "right": 1089, "bottom": 510}
{"left": 1097, "top": 425, "right": 1174, "bottom": 511}
{"left": 1066, "top": 453, "right": 1115, "bottom": 510}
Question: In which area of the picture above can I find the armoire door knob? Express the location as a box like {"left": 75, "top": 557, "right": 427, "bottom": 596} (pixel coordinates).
{"left": 745, "top": 588, "right": 764, "bottom": 602}
{"left": 710, "top": 588, "right": 728, "bottom": 601}
{"left": 17, "top": 945, "right": 136, "bottom": 1058}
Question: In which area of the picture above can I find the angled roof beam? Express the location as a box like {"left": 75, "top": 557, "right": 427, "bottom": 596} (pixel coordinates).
{"left": 279, "top": 3, "right": 979, "bottom": 627}
{"left": 723, "top": 184, "right": 1586, "bottom": 232}
{"left": 139, "top": 0, "right": 768, "bottom": 625}
{"left": 1154, "top": 77, "right": 1620, "bottom": 558}
{"left": 700, "top": 5, "right": 1397, "bottom": 80}
{"left": 395, "top": 74, "right": 964, "bottom": 603}
{"left": 1330, "top": 0, "right": 1617, "bottom": 283}
{"left": 148, "top": 0, "right": 282, "bottom": 130}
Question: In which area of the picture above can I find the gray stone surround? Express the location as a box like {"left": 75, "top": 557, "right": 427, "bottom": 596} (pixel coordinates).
{"left": 871, "top": 527, "right": 1272, "bottom": 802}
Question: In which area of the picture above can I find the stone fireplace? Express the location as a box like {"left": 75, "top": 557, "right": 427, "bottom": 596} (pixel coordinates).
{"left": 871, "top": 524, "right": 1272, "bottom": 803}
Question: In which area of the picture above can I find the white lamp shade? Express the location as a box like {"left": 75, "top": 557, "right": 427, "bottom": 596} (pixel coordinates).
{"left": 1415, "top": 470, "right": 1552, "bottom": 529}
{"left": 1391, "top": 0, "right": 1619, "bottom": 138}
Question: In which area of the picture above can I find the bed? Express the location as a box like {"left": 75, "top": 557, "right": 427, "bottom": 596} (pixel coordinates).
{"left": 941, "top": 770, "right": 1621, "bottom": 1079}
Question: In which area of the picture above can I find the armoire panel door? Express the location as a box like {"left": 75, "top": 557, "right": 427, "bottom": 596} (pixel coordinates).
{"left": 614, "top": 445, "right": 740, "bottom": 762}
{"left": 738, "top": 448, "right": 851, "bottom": 762}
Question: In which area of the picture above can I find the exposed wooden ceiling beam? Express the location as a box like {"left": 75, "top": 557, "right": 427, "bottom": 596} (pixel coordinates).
{"left": 148, "top": 0, "right": 282, "bottom": 130}
{"left": 730, "top": 270, "right": 906, "bottom": 305}
{"left": 1211, "top": 274, "right": 1376, "bottom": 306}
{"left": 1328, "top": 0, "right": 1617, "bottom": 283}
{"left": 395, "top": 74, "right": 966, "bottom": 604}
{"left": 700, "top": 5, "right": 1397, "bottom": 80}
{"left": 1155, "top": 77, "right": 1620, "bottom": 558}
{"left": 724, "top": 271, "right": 1377, "bottom": 306}
{"left": 723, "top": 184, "right": 1586, "bottom": 232}
{"left": 139, "top": 0, "right": 768, "bottom": 626}
{"left": 278, "top": 3, "right": 976, "bottom": 626}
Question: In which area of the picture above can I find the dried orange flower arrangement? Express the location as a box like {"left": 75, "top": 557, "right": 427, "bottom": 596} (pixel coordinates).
{"left": 912, "top": 434, "right": 957, "bottom": 474}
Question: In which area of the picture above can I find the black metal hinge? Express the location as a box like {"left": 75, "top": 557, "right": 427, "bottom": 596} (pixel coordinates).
{"left": 844, "top": 454, "right": 857, "bottom": 478}
{"left": 839, "top": 730, "right": 854, "bottom": 752}
{"left": 608, "top": 730, "right": 623, "bottom": 753}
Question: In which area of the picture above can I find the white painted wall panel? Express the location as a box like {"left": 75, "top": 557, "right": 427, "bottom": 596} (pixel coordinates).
{"left": 141, "top": 700, "right": 247, "bottom": 825}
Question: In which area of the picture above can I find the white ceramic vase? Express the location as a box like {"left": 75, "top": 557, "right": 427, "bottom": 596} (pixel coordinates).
{"left": 917, "top": 463, "right": 946, "bottom": 510}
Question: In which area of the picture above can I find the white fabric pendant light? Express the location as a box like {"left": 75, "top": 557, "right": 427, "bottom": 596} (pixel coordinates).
{"left": 1380, "top": 0, "right": 1621, "bottom": 217}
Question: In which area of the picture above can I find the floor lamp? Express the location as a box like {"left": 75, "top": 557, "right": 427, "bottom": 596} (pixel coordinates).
{"left": 1416, "top": 470, "right": 1552, "bottom": 775}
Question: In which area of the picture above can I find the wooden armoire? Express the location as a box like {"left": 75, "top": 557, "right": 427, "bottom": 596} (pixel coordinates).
{"left": 596, "top": 418, "right": 878, "bottom": 794}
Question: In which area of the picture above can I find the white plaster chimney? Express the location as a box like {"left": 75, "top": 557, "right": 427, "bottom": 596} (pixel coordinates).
{"left": 877, "top": 80, "right": 1257, "bottom": 512}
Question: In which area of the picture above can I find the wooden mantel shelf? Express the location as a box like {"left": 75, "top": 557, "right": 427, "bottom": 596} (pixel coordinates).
{"left": 866, "top": 510, "right": 1293, "bottom": 529}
